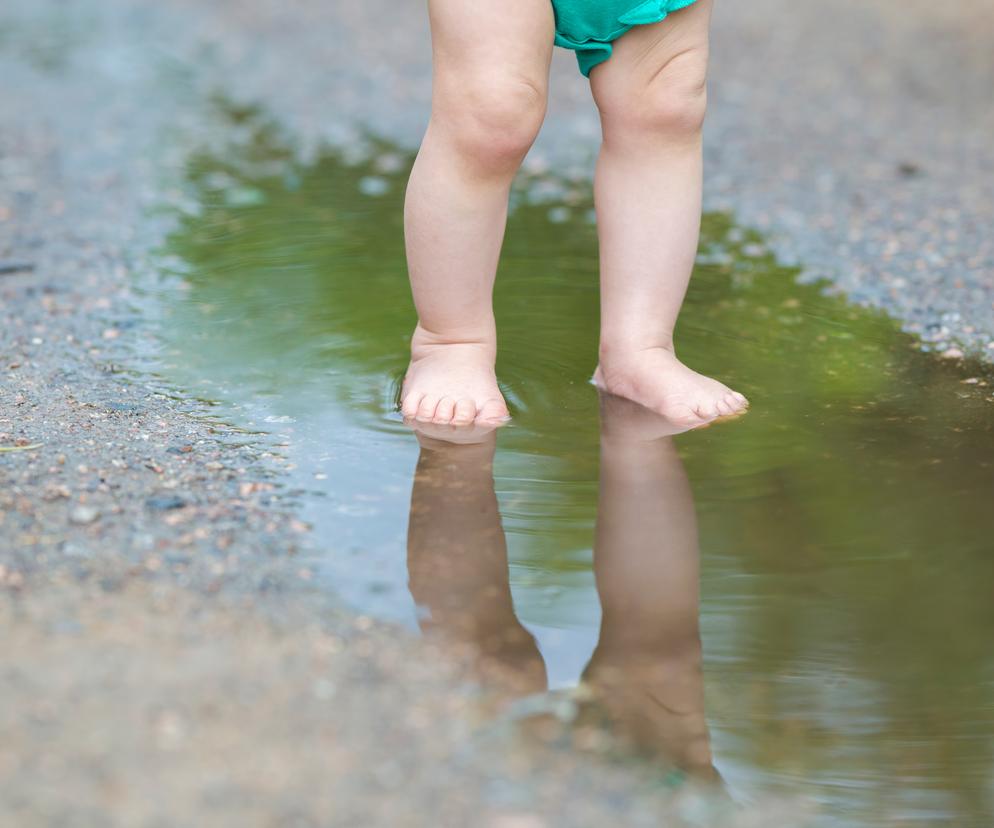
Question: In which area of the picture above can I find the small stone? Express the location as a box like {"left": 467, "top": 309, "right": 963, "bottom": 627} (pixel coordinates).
{"left": 941, "top": 347, "right": 964, "bottom": 359}
{"left": 0, "top": 259, "right": 35, "bottom": 275}
{"left": 44, "top": 484, "right": 71, "bottom": 501}
{"left": 69, "top": 505, "right": 100, "bottom": 525}
{"left": 146, "top": 494, "right": 186, "bottom": 511}
{"left": 239, "top": 481, "right": 273, "bottom": 497}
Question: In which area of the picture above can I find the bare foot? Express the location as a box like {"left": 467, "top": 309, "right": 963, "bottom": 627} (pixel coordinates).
{"left": 593, "top": 346, "right": 748, "bottom": 429}
{"left": 400, "top": 326, "right": 510, "bottom": 426}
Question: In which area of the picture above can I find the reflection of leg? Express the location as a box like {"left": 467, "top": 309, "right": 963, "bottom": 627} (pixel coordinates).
{"left": 584, "top": 393, "right": 714, "bottom": 773}
{"left": 406, "top": 431, "right": 546, "bottom": 695}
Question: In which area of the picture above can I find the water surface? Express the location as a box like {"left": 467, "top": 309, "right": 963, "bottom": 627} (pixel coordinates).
{"left": 144, "top": 110, "right": 994, "bottom": 826}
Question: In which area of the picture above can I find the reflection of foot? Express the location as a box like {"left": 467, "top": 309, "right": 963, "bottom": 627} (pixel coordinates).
{"left": 581, "top": 655, "right": 716, "bottom": 776}
{"left": 400, "top": 326, "right": 510, "bottom": 427}
{"left": 408, "top": 420, "right": 501, "bottom": 449}
{"left": 598, "top": 388, "right": 699, "bottom": 442}
{"left": 593, "top": 346, "right": 748, "bottom": 429}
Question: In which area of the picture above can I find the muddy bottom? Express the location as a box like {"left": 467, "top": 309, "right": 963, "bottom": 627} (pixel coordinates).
{"left": 138, "top": 107, "right": 994, "bottom": 826}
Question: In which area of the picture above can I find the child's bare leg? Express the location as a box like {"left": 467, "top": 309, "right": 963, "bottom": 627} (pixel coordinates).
{"left": 402, "top": 0, "right": 554, "bottom": 426}
{"left": 589, "top": 1, "right": 748, "bottom": 427}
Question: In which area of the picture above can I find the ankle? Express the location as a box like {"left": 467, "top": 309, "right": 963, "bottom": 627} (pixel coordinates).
{"left": 411, "top": 322, "right": 497, "bottom": 353}
{"left": 598, "top": 336, "right": 676, "bottom": 365}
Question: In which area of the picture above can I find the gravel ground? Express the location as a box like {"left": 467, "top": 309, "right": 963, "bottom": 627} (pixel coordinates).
{"left": 5, "top": 576, "right": 812, "bottom": 828}
{"left": 1, "top": 0, "right": 991, "bottom": 824}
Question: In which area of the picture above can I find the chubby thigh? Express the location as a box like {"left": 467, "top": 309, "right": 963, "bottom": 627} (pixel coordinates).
{"left": 552, "top": 0, "right": 704, "bottom": 76}
{"left": 427, "top": 0, "right": 555, "bottom": 100}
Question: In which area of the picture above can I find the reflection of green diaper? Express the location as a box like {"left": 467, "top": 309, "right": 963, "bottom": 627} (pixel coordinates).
{"left": 552, "top": 0, "right": 699, "bottom": 77}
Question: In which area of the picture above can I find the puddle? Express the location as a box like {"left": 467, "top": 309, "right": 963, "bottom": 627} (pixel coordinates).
{"left": 142, "top": 110, "right": 994, "bottom": 825}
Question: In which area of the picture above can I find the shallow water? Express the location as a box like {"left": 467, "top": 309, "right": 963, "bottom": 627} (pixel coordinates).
{"left": 144, "top": 110, "right": 994, "bottom": 826}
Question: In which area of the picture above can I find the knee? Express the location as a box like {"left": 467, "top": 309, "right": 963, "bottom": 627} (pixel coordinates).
{"left": 597, "top": 50, "right": 708, "bottom": 141}
{"left": 434, "top": 75, "right": 547, "bottom": 172}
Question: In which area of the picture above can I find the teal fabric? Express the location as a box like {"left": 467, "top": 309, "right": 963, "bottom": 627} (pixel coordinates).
{"left": 552, "top": 0, "right": 700, "bottom": 76}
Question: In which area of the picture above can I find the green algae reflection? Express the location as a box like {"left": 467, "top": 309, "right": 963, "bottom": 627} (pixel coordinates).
{"left": 153, "top": 109, "right": 994, "bottom": 826}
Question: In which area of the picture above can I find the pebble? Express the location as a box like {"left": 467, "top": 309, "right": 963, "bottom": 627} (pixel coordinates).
{"left": 69, "top": 505, "right": 100, "bottom": 525}
{"left": 0, "top": 259, "right": 35, "bottom": 275}
{"left": 146, "top": 495, "right": 187, "bottom": 511}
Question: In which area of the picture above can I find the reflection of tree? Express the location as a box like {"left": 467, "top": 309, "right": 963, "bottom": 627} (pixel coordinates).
{"left": 163, "top": 107, "right": 994, "bottom": 823}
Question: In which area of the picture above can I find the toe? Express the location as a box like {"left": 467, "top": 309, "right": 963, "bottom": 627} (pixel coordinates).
{"left": 666, "top": 405, "right": 708, "bottom": 429}
{"left": 716, "top": 397, "right": 736, "bottom": 417}
{"left": 401, "top": 392, "right": 424, "bottom": 420}
{"left": 433, "top": 397, "right": 456, "bottom": 424}
{"left": 416, "top": 395, "right": 441, "bottom": 422}
{"left": 452, "top": 398, "right": 477, "bottom": 426}
{"left": 694, "top": 402, "right": 720, "bottom": 421}
{"left": 725, "top": 392, "right": 746, "bottom": 413}
{"left": 733, "top": 391, "right": 749, "bottom": 409}
{"left": 477, "top": 398, "right": 509, "bottom": 424}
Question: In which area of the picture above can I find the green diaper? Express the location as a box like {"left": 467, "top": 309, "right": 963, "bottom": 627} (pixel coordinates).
{"left": 552, "top": 0, "right": 700, "bottom": 77}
